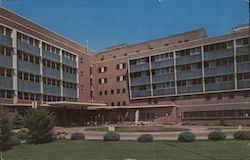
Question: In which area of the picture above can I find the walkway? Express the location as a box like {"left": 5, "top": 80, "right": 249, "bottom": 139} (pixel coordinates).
{"left": 54, "top": 125, "right": 243, "bottom": 140}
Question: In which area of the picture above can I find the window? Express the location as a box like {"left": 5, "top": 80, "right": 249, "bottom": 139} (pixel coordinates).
{"left": 117, "top": 102, "right": 120, "bottom": 106}
{"left": 24, "top": 73, "right": 28, "bottom": 80}
{"left": 99, "top": 91, "right": 102, "bottom": 96}
{"left": 6, "top": 69, "right": 12, "bottom": 77}
{"left": 117, "top": 63, "right": 126, "bottom": 70}
{"left": 99, "top": 66, "right": 107, "bottom": 73}
{"left": 122, "top": 101, "right": 126, "bottom": 106}
{"left": 104, "top": 90, "right": 107, "bottom": 95}
{"left": 99, "top": 78, "right": 107, "bottom": 84}
{"left": 117, "top": 75, "right": 126, "bottom": 82}
{"left": 122, "top": 88, "right": 126, "bottom": 93}
{"left": 117, "top": 89, "right": 120, "bottom": 94}
{"left": 111, "top": 90, "right": 114, "bottom": 94}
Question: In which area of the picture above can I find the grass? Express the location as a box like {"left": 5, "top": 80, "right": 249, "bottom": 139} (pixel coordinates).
{"left": 3, "top": 140, "right": 250, "bottom": 160}
{"left": 87, "top": 127, "right": 189, "bottom": 132}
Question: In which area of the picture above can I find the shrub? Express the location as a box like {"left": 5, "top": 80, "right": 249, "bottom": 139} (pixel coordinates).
{"left": 15, "top": 129, "right": 29, "bottom": 141}
{"left": 137, "top": 134, "right": 153, "bottom": 143}
{"left": 9, "top": 135, "right": 21, "bottom": 146}
{"left": 71, "top": 132, "right": 85, "bottom": 140}
{"left": 25, "top": 108, "right": 56, "bottom": 144}
{"left": 208, "top": 131, "right": 226, "bottom": 141}
{"left": 0, "top": 106, "right": 13, "bottom": 151}
{"left": 13, "top": 114, "right": 24, "bottom": 129}
{"left": 233, "top": 131, "right": 250, "bottom": 140}
{"left": 103, "top": 132, "right": 120, "bottom": 141}
{"left": 178, "top": 132, "right": 196, "bottom": 142}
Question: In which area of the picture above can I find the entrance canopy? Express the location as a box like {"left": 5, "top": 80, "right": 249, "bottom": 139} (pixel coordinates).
{"left": 46, "top": 101, "right": 107, "bottom": 109}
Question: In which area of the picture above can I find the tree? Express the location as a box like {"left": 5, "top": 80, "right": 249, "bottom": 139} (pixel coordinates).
{"left": 25, "top": 108, "right": 56, "bottom": 144}
{"left": 13, "top": 113, "right": 24, "bottom": 129}
{"left": 0, "top": 106, "right": 13, "bottom": 151}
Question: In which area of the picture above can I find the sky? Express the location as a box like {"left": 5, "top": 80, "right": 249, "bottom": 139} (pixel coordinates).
{"left": 1, "top": 0, "right": 249, "bottom": 52}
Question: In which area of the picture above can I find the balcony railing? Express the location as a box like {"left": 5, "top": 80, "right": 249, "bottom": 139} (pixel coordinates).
{"left": 205, "top": 82, "right": 235, "bottom": 91}
{"left": 43, "top": 67, "right": 60, "bottom": 79}
{"left": 0, "top": 54, "right": 12, "bottom": 68}
{"left": 0, "top": 34, "right": 12, "bottom": 47}
{"left": 204, "top": 64, "right": 234, "bottom": 77}
{"left": 42, "top": 49, "right": 60, "bottom": 62}
{"left": 18, "top": 80, "right": 41, "bottom": 93}
{"left": 153, "top": 88, "right": 175, "bottom": 96}
{"left": 204, "top": 49, "right": 234, "bottom": 61}
{"left": 236, "top": 46, "right": 249, "bottom": 56}
{"left": 130, "top": 63, "right": 150, "bottom": 73}
{"left": 18, "top": 60, "right": 40, "bottom": 74}
{"left": 152, "top": 73, "right": 174, "bottom": 83}
{"left": 237, "top": 80, "right": 250, "bottom": 89}
{"left": 0, "top": 76, "right": 13, "bottom": 90}
{"left": 177, "top": 69, "right": 202, "bottom": 80}
{"left": 43, "top": 84, "right": 61, "bottom": 96}
{"left": 176, "top": 54, "right": 201, "bottom": 65}
{"left": 17, "top": 40, "right": 40, "bottom": 56}
{"left": 237, "top": 62, "right": 250, "bottom": 73}
{"left": 130, "top": 76, "right": 150, "bottom": 86}
{"left": 63, "top": 88, "right": 77, "bottom": 98}
{"left": 151, "top": 59, "right": 173, "bottom": 69}
{"left": 62, "top": 57, "right": 77, "bottom": 68}
{"left": 131, "top": 90, "right": 151, "bottom": 98}
{"left": 63, "top": 72, "right": 77, "bottom": 83}
{"left": 177, "top": 84, "right": 203, "bottom": 94}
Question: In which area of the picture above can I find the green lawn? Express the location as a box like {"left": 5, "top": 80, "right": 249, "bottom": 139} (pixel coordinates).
{"left": 87, "top": 127, "right": 189, "bottom": 132}
{"left": 3, "top": 140, "right": 250, "bottom": 160}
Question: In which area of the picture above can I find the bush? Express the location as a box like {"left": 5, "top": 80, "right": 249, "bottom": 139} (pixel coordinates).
{"left": 137, "top": 134, "right": 153, "bottom": 142}
{"left": 0, "top": 106, "right": 13, "bottom": 151}
{"left": 233, "top": 131, "right": 250, "bottom": 140}
{"left": 71, "top": 132, "right": 85, "bottom": 140}
{"left": 103, "top": 132, "right": 120, "bottom": 141}
{"left": 15, "top": 129, "right": 29, "bottom": 141}
{"left": 208, "top": 131, "right": 226, "bottom": 141}
{"left": 25, "top": 108, "right": 56, "bottom": 144}
{"left": 13, "top": 114, "right": 24, "bottom": 129}
{"left": 9, "top": 135, "right": 21, "bottom": 146}
{"left": 178, "top": 132, "right": 196, "bottom": 142}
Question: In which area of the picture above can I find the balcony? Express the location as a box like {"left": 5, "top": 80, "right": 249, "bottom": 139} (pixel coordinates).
{"left": 130, "top": 76, "right": 150, "bottom": 86}
{"left": 176, "top": 54, "right": 201, "bottom": 65}
{"left": 131, "top": 90, "right": 151, "bottom": 98}
{"left": 18, "top": 80, "right": 41, "bottom": 93}
{"left": 177, "top": 69, "right": 202, "bottom": 80}
{"left": 204, "top": 49, "right": 234, "bottom": 61}
{"left": 42, "top": 49, "right": 60, "bottom": 62}
{"left": 177, "top": 85, "right": 203, "bottom": 94}
{"left": 130, "top": 63, "right": 149, "bottom": 73}
{"left": 205, "top": 82, "right": 235, "bottom": 91}
{"left": 237, "top": 80, "right": 250, "bottom": 89}
{"left": 204, "top": 64, "right": 234, "bottom": 77}
{"left": 18, "top": 60, "right": 40, "bottom": 74}
{"left": 43, "top": 67, "right": 60, "bottom": 79}
{"left": 0, "top": 76, "right": 13, "bottom": 90}
{"left": 151, "top": 59, "right": 173, "bottom": 69}
{"left": 62, "top": 57, "right": 77, "bottom": 68}
{"left": 63, "top": 72, "right": 77, "bottom": 83}
{"left": 153, "top": 88, "right": 175, "bottom": 96}
{"left": 152, "top": 73, "right": 174, "bottom": 83}
{"left": 236, "top": 46, "right": 249, "bottom": 56}
{"left": 237, "top": 62, "right": 250, "bottom": 73}
{"left": 17, "top": 40, "right": 40, "bottom": 56}
{"left": 0, "top": 34, "right": 12, "bottom": 47}
{"left": 63, "top": 88, "right": 77, "bottom": 98}
{"left": 0, "top": 54, "right": 12, "bottom": 68}
{"left": 43, "top": 84, "right": 61, "bottom": 96}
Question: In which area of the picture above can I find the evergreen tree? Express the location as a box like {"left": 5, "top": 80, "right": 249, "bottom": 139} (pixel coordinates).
{"left": 13, "top": 113, "right": 24, "bottom": 129}
{"left": 0, "top": 106, "right": 13, "bottom": 151}
{"left": 25, "top": 108, "right": 56, "bottom": 144}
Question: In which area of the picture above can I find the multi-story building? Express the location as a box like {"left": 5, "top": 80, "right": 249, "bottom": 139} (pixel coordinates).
{"left": 0, "top": 7, "right": 249, "bottom": 126}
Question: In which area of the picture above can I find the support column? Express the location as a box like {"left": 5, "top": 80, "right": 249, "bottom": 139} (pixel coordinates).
{"left": 59, "top": 50, "right": 63, "bottom": 99}
{"left": 233, "top": 39, "right": 237, "bottom": 89}
{"left": 11, "top": 29, "right": 18, "bottom": 104}
{"left": 173, "top": 51, "right": 178, "bottom": 95}
{"left": 149, "top": 56, "right": 153, "bottom": 96}
{"left": 135, "top": 109, "right": 139, "bottom": 126}
{"left": 201, "top": 45, "right": 205, "bottom": 92}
